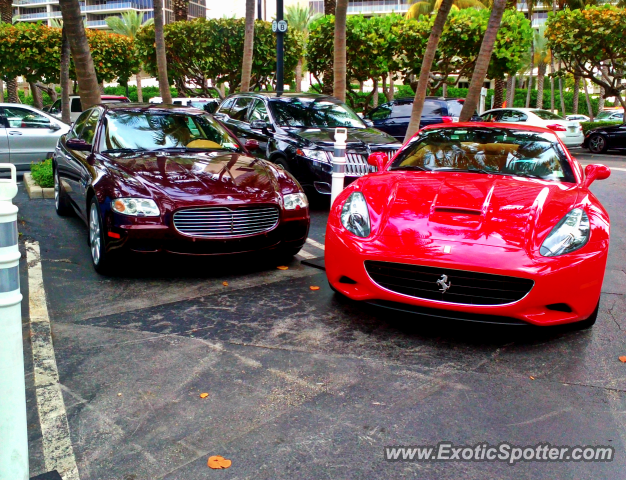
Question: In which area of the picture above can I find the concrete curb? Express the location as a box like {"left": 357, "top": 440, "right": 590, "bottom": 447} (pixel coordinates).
{"left": 24, "top": 172, "right": 54, "bottom": 200}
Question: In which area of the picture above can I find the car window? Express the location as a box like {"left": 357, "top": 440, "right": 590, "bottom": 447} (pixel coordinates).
{"left": 1, "top": 107, "right": 51, "bottom": 128}
{"left": 368, "top": 105, "right": 391, "bottom": 121}
{"left": 67, "top": 109, "right": 92, "bottom": 140}
{"left": 218, "top": 98, "right": 235, "bottom": 117}
{"left": 270, "top": 97, "right": 365, "bottom": 128}
{"left": 389, "top": 104, "right": 412, "bottom": 118}
{"left": 422, "top": 100, "right": 446, "bottom": 116}
{"left": 445, "top": 100, "right": 467, "bottom": 117}
{"left": 531, "top": 110, "right": 564, "bottom": 121}
{"left": 500, "top": 110, "right": 528, "bottom": 122}
{"left": 71, "top": 98, "right": 82, "bottom": 113}
{"left": 248, "top": 99, "right": 270, "bottom": 123}
{"left": 481, "top": 112, "right": 498, "bottom": 122}
{"left": 389, "top": 126, "right": 575, "bottom": 183}
{"left": 231, "top": 97, "right": 254, "bottom": 121}
{"left": 78, "top": 109, "right": 100, "bottom": 144}
{"left": 51, "top": 99, "right": 62, "bottom": 114}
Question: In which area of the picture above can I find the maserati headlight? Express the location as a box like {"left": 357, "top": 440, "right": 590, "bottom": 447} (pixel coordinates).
{"left": 341, "top": 192, "right": 370, "bottom": 237}
{"left": 299, "top": 148, "right": 331, "bottom": 164}
{"left": 283, "top": 192, "right": 308, "bottom": 210}
{"left": 540, "top": 208, "right": 590, "bottom": 257}
{"left": 112, "top": 198, "right": 160, "bottom": 217}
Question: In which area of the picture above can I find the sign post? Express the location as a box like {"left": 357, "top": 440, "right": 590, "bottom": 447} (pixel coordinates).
{"left": 331, "top": 128, "right": 348, "bottom": 206}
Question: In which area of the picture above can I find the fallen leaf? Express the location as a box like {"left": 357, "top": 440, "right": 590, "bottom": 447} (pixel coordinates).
{"left": 222, "top": 281, "right": 228, "bottom": 286}
{"left": 208, "top": 455, "right": 232, "bottom": 469}
{"left": 619, "top": 356, "right": 626, "bottom": 363}
{"left": 529, "top": 376, "right": 535, "bottom": 380}
{"left": 117, "top": 393, "right": 122, "bottom": 396}
{"left": 277, "top": 266, "right": 289, "bottom": 270}
{"left": 200, "top": 393, "right": 209, "bottom": 399}
{"left": 310, "top": 286, "right": 320, "bottom": 291}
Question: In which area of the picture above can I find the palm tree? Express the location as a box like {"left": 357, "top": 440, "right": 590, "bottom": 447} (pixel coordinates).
{"left": 106, "top": 11, "right": 153, "bottom": 102}
{"left": 404, "top": 0, "right": 455, "bottom": 141}
{"left": 285, "top": 4, "right": 321, "bottom": 92}
{"left": 406, "top": 0, "right": 488, "bottom": 19}
{"left": 459, "top": 0, "right": 508, "bottom": 121}
{"left": 533, "top": 25, "right": 550, "bottom": 109}
{"left": 324, "top": 0, "right": 336, "bottom": 15}
{"left": 58, "top": 0, "right": 101, "bottom": 109}
{"left": 333, "top": 0, "right": 348, "bottom": 102}
{"left": 153, "top": 0, "right": 172, "bottom": 103}
{"left": 0, "top": 0, "right": 19, "bottom": 103}
{"left": 172, "top": 0, "right": 188, "bottom": 21}
{"left": 240, "top": 0, "right": 255, "bottom": 92}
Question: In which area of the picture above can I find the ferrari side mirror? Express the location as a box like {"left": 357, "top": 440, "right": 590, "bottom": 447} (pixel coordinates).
{"left": 367, "top": 151, "right": 387, "bottom": 172}
{"left": 583, "top": 163, "right": 610, "bottom": 188}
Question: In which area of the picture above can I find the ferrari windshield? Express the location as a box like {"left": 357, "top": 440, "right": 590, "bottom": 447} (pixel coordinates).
{"left": 269, "top": 97, "right": 365, "bottom": 128}
{"left": 389, "top": 127, "right": 576, "bottom": 183}
{"left": 101, "top": 112, "right": 240, "bottom": 153}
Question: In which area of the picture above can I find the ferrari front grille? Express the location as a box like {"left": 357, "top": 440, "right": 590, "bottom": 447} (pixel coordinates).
{"left": 364, "top": 261, "right": 534, "bottom": 306}
{"left": 173, "top": 205, "right": 280, "bottom": 238}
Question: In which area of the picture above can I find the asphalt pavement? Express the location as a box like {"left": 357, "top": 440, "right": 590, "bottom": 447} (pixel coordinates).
{"left": 16, "top": 149, "right": 626, "bottom": 479}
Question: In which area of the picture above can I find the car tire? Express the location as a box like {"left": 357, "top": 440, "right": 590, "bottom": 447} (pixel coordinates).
{"left": 88, "top": 196, "right": 115, "bottom": 275}
{"left": 587, "top": 134, "right": 608, "bottom": 154}
{"left": 272, "top": 156, "right": 291, "bottom": 173}
{"left": 572, "top": 300, "right": 599, "bottom": 330}
{"left": 54, "top": 168, "right": 73, "bottom": 216}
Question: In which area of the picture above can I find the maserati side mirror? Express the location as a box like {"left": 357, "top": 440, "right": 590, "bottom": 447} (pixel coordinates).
{"left": 66, "top": 138, "right": 92, "bottom": 152}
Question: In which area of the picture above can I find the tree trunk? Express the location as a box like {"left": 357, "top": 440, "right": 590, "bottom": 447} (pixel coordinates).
{"left": 0, "top": 0, "right": 19, "bottom": 103}
{"left": 0, "top": 79, "right": 3, "bottom": 102}
{"left": 583, "top": 80, "right": 594, "bottom": 121}
{"left": 558, "top": 61, "right": 566, "bottom": 116}
{"left": 387, "top": 74, "right": 394, "bottom": 101}
{"left": 136, "top": 72, "right": 143, "bottom": 102}
{"left": 493, "top": 78, "right": 505, "bottom": 108}
{"left": 372, "top": 78, "right": 379, "bottom": 108}
{"left": 240, "top": 0, "right": 255, "bottom": 92}
{"left": 333, "top": 0, "right": 348, "bottom": 102}
{"left": 295, "top": 57, "right": 303, "bottom": 93}
{"left": 598, "top": 65, "right": 608, "bottom": 112}
{"left": 550, "top": 57, "right": 555, "bottom": 112}
{"left": 3, "top": 77, "right": 18, "bottom": 103}
{"left": 30, "top": 82, "right": 43, "bottom": 109}
{"left": 525, "top": 52, "right": 533, "bottom": 108}
{"left": 153, "top": 0, "right": 172, "bottom": 103}
{"left": 459, "top": 0, "right": 507, "bottom": 122}
{"left": 324, "top": 0, "right": 335, "bottom": 15}
{"left": 572, "top": 72, "right": 580, "bottom": 115}
{"left": 59, "top": 0, "right": 101, "bottom": 109}
{"left": 404, "top": 0, "right": 454, "bottom": 142}
{"left": 61, "top": 27, "right": 71, "bottom": 124}
{"left": 173, "top": 0, "right": 188, "bottom": 21}
{"left": 536, "top": 62, "right": 546, "bottom": 109}
{"left": 506, "top": 74, "right": 515, "bottom": 107}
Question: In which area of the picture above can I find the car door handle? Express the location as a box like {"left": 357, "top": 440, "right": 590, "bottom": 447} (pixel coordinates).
{"left": 8, "top": 131, "right": 22, "bottom": 136}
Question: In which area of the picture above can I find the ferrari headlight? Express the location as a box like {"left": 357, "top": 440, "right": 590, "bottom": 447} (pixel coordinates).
{"left": 341, "top": 192, "right": 371, "bottom": 238}
{"left": 540, "top": 208, "right": 590, "bottom": 257}
{"left": 299, "top": 148, "right": 331, "bottom": 164}
{"left": 112, "top": 198, "right": 160, "bottom": 217}
{"left": 283, "top": 192, "right": 308, "bottom": 210}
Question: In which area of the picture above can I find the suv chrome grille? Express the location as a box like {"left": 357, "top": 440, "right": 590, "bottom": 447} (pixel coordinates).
{"left": 346, "top": 152, "right": 370, "bottom": 176}
{"left": 173, "top": 206, "right": 280, "bottom": 238}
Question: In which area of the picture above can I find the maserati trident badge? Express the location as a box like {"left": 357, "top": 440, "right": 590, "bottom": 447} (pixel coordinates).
{"left": 437, "top": 274, "right": 451, "bottom": 293}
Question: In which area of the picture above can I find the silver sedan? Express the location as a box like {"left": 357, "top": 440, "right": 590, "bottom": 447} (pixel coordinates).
{"left": 0, "top": 103, "right": 70, "bottom": 170}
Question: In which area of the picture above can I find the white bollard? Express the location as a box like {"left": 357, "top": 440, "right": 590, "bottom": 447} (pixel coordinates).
{"left": 330, "top": 127, "right": 348, "bottom": 207}
{"left": 0, "top": 164, "right": 27, "bottom": 480}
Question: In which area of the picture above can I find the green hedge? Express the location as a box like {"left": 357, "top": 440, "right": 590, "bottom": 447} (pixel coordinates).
{"left": 30, "top": 158, "right": 53, "bottom": 188}
{"left": 580, "top": 121, "right": 622, "bottom": 134}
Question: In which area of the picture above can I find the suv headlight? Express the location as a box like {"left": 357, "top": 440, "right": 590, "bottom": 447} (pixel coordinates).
{"left": 283, "top": 192, "right": 308, "bottom": 210}
{"left": 299, "top": 148, "right": 331, "bottom": 164}
{"left": 112, "top": 198, "right": 160, "bottom": 217}
{"left": 540, "top": 208, "right": 590, "bottom": 257}
{"left": 341, "top": 192, "right": 370, "bottom": 237}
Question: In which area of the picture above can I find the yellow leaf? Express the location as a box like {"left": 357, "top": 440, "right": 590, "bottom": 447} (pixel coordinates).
{"left": 619, "top": 356, "right": 626, "bottom": 363}
{"left": 222, "top": 281, "right": 228, "bottom": 286}
{"left": 310, "top": 286, "right": 320, "bottom": 291}
{"left": 200, "top": 392, "right": 209, "bottom": 398}
{"left": 277, "top": 266, "right": 289, "bottom": 270}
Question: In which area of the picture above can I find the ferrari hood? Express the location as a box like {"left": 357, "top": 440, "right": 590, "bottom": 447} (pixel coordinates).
{"left": 105, "top": 151, "right": 278, "bottom": 204}
{"left": 283, "top": 127, "right": 398, "bottom": 149}
{"left": 364, "top": 172, "right": 580, "bottom": 251}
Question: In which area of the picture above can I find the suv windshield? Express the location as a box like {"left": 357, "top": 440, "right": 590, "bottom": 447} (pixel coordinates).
{"left": 389, "top": 127, "right": 576, "bottom": 183}
{"left": 269, "top": 97, "right": 365, "bottom": 128}
{"left": 101, "top": 112, "right": 240, "bottom": 152}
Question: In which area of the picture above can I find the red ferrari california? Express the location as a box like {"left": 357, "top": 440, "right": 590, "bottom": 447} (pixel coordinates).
{"left": 326, "top": 123, "right": 610, "bottom": 328}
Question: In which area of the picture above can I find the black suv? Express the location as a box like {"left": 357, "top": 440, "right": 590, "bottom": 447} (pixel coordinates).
{"left": 214, "top": 93, "right": 400, "bottom": 196}
{"left": 366, "top": 97, "right": 478, "bottom": 142}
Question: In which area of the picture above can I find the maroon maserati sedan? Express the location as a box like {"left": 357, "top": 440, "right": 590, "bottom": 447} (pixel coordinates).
{"left": 53, "top": 104, "right": 310, "bottom": 273}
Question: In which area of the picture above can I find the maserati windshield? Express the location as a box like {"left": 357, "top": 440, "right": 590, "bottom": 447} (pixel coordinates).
{"left": 389, "top": 127, "right": 576, "bottom": 183}
{"left": 101, "top": 112, "right": 240, "bottom": 153}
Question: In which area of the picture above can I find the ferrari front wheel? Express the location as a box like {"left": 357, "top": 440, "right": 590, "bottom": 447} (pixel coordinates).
{"left": 572, "top": 300, "right": 599, "bottom": 330}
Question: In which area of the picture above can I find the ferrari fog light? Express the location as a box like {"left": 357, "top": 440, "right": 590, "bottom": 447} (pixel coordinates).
{"left": 341, "top": 192, "right": 371, "bottom": 238}
{"left": 283, "top": 192, "right": 308, "bottom": 210}
{"left": 540, "top": 208, "right": 590, "bottom": 256}
{"left": 112, "top": 198, "right": 160, "bottom": 217}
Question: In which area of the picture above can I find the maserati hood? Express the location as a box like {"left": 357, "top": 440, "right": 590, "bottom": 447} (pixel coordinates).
{"left": 364, "top": 172, "right": 580, "bottom": 251}
{"left": 283, "top": 127, "right": 398, "bottom": 149}
{"left": 105, "top": 151, "right": 279, "bottom": 205}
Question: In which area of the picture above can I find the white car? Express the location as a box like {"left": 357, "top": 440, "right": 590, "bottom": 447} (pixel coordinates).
{"left": 594, "top": 110, "right": 624, "bottom": 123}
{"left": 480, "top": 108, "right": 584, "bottom": 148}
{"left": 48, "top": 95, "right": 130, "bottom": 123}
{"left": 566, "top": 114, "right": 590, "bottom": 122}
{"left": 148, "top": 96, "right": 219, "bottom": 113}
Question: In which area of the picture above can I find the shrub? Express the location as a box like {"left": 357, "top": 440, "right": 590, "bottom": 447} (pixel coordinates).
{"left": 30, "top": 158, "right": 54, "bottom": 188}
{"left": 580, "top": 121, "right": 622, "bottom": 135}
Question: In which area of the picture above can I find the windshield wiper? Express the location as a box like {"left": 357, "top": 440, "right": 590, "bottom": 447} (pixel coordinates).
{"left": 466, "top": 167, "right": 506, "bottom": 175}
{"left": 102, "top": 147, "right": 147, "bottom": 154}
{"left": 389, "top": 165, "right": 431, "bottom": 171}
{"left": 512, "top": 171, "right": 545, "bottom": 180}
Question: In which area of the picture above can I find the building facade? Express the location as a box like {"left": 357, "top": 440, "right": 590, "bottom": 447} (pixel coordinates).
{"left": 12, "top": 0, "right": 207, "bottom": 29}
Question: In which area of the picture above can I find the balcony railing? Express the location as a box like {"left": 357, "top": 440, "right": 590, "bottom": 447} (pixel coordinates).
{"left": 14, "top": 11, "right": 49, "bottom": 19}
{"left": 83, "top": 2, "right": 142, "bottom": 11}
{"left": 13, "top": 0, "right": 52, "bottom": 6}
